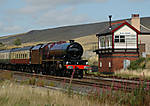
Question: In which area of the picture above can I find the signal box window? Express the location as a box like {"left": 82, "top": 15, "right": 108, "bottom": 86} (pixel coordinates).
{"left": 115, "top": 35, "right": 125, "bottom": 43}
{"left": 120, "top": 35, "right": 125, "bottom": 43}
{"left": 115, "top": 36, "right": 119, "bottom": 43}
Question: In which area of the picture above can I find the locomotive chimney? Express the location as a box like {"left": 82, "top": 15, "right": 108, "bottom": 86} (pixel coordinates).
{"left": 131, "top": 14, "right": 140, "bottom": 31}
{"left": 109, "top": 15, "right": 112, "bottom": 30}
{"left": 69, "top": 40, "right": 75, "bottom": 43}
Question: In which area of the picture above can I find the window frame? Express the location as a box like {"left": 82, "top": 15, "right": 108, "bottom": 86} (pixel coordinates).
{"left": 114, "top": 35, "right": 125, "bottom": 43}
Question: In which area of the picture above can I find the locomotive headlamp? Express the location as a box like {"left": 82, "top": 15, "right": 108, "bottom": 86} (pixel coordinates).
{"left": 86, "top": 62, "right": 88, "bottom": 65}
{"left": 77, "top": 62, "right": 79, "bottom": 65}
{"left": 66, "top": 61, "right": 68, "bottom": 65}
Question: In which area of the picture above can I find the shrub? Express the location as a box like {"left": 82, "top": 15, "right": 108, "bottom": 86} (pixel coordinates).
{"left": 37, "top": 79, "right": 45, "bottom": 87}
{"left": 49, "top": 82, "right": 55, "bottom": 87}
{"left": 128, "top": 57, "right": 146, "bottom": 70}
{"left": 13, "top": 38, "right": 21, "bottom": 46}
{"left": 28, "top": 77, "right": 36, "bottom": 85}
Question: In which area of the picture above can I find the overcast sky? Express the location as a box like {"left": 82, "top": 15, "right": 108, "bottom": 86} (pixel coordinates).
{"left": 0, "top": 0, "right": 149, "bottom": 36}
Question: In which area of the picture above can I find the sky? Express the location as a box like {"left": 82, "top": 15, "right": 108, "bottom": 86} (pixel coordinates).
{"left": 0, "top": 0, "right": 149, "bottom": 37}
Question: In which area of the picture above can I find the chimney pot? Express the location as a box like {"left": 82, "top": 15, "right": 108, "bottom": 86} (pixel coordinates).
{"left": 132, "top": 14, "right": 139, "bottom": 18}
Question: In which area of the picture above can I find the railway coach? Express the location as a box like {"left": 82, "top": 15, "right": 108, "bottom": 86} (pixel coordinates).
{"left": 0, "top": 49, "right": 11, "bottom": 69}
{"left": 10, "top": 46, "right": 33, "bottom": 72}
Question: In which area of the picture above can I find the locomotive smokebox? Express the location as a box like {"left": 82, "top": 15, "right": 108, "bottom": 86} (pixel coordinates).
{"left": 69, "top": 40, "right": 75, "bottom": 43}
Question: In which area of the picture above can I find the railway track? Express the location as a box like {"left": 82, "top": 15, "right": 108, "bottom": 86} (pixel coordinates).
{"left": 84, "top": 75, "right": 150, "bottom": 85}
{"left": 0, "top": 69, "right": 149, "bottom": 93}
{"left": 85, "top": 73, "right": 149, "bottom": 81}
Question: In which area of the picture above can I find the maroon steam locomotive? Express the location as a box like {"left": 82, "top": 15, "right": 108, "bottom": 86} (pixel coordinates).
{"left": 0, "top": 40, "right": 89, "bottom": 78}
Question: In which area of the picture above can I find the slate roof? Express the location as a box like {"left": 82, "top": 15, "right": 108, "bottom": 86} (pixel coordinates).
{"left": 140, "top": 25, "right": 150, "bottom": 34}
{"left": 127, "top": 20, "right": 150, "bottom": 34}
{"left": 98, "top": 23, "right": 123, "bottom": 35}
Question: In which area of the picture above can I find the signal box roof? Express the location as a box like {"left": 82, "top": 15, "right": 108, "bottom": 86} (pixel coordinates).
{"left": 96, "top": 21, "right": 140, "bottom": 36}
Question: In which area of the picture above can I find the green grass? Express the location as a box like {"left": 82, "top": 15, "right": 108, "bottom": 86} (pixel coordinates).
{"left": 128, "top": 57, "right": 146, "bottom": 70}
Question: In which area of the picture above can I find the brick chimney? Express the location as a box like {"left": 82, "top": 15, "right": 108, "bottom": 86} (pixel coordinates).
{"left": 131, "top": 14, "right": 140, "bottom": 31}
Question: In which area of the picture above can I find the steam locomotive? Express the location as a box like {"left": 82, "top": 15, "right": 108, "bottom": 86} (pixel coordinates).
{"left": 0, "top": 40, "right": 89, "bottom": 78}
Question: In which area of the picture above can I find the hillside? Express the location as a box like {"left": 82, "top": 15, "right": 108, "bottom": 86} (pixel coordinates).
{"left": 1, "top": 17, "right": 150, "bottom": 45}
{"left": 0, "top": 17, "right": 150, "bottom": 46}
{"left": 0, "top": 21, "right": 108, "bottom": 45}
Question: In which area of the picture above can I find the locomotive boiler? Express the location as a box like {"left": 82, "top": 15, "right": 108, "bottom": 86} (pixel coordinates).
{"left": 43, "top": 40, "right": 83, "bottom": 60}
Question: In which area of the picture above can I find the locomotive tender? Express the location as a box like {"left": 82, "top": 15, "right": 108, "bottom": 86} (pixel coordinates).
{"left": 0, "top": 40, "right": 89, "bottom": 78}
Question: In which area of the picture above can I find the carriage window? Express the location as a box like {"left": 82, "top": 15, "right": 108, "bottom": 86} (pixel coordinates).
{"left": 23, "top": 54, "right": 24, "bottom": 59}
{"left": 25, "top": 54, "right": 27, "bottom": 59}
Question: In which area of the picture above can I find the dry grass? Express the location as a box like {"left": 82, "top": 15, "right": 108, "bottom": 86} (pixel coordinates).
{"left": 115, "top": 69, "right": 150, "bottom": 79}
{"left": 0, "top": 71, "right": 13, "bottom": 80}
{"left": 0, "top": 81, "right": 102, "bottom": 106}
{"left": 0, "top": 75, "right": 150, "bottom": 106}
